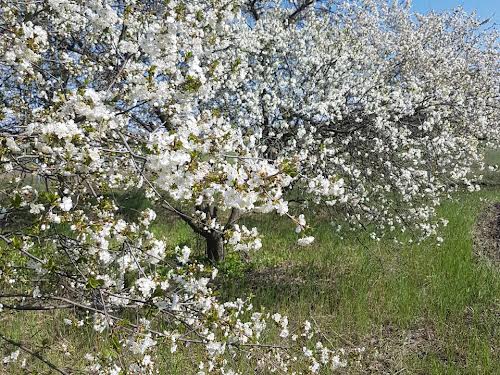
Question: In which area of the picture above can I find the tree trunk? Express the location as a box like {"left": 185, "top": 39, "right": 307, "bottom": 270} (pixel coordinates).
{"left": 206, "top": 232, "right": 224, "bottom": 263}
{"left": 175, "top": 204, "right": 228, "bottom": 263}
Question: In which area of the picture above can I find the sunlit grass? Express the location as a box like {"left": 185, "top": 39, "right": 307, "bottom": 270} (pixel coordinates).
{"left": 1, "top": 186, "right": 499, "bottom": 373}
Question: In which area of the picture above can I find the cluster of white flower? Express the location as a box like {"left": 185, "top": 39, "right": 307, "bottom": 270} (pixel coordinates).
{"left": 2, "top": 350, "right": 20, "bottom": 365}
{"left": 227, "top": 224, "right": 262, "bottom": 253}
{"left": 2, "top": 19, "right": 48, "bottom": 76}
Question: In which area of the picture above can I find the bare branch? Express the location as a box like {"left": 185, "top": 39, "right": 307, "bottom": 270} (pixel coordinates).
{"left": 0, "top": 332, "right": 69, "bottom": 375}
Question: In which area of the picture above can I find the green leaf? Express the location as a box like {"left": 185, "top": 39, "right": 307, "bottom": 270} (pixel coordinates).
{"left": 87, "top": 277, "right": 104, "bottom": 289}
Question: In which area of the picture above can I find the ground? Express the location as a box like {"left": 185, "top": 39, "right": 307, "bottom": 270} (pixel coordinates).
{"left": 1, "top": 151, "right": 499, "bottom": 374}
{"left": 474, "top": 202, "right": 500, "bottom": 265}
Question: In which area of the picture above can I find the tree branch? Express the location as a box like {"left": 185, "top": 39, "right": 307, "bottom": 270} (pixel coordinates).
{"left": 0, "top": 332, "right": 69, "bottom": 375}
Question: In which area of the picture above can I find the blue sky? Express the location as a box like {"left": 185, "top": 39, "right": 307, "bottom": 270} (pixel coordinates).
{"left": 411, "top": 0, "right": 499, "bottom": 24}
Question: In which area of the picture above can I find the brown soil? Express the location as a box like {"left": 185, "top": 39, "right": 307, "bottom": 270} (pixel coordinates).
{"left": 473, "top": 202, "right": 500, "bottom": 265}
{"left": 351, "top": 323, "right": 442, "bottom": 374}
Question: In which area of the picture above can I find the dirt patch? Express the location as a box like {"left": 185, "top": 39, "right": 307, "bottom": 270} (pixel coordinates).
{"left": 473, "top": 202, "right": 500, "bottom": 265}
{"left": 242, "top": 261, "right": 308, "bottom": 286}
{"left": 345, "top": 322, "right": 443, "bottom": 374}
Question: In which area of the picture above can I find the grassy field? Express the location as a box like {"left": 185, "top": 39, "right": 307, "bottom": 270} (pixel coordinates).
{"left": 223, "top": 188, "right": 500, "bottom": 374}
{"left": 1, "top": 156, "right": 499, "bottom": 374}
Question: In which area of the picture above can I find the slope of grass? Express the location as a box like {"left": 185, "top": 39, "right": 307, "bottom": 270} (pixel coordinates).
{"left": 217, "top": 188, "right": 500, "bottom": 374}
{"left": 1, "top": 188, "right": 499, "bottom": 374}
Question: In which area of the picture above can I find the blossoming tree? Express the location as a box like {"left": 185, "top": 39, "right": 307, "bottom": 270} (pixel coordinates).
{"left": 0, "top": 0, "right": 498, "bottom": 373}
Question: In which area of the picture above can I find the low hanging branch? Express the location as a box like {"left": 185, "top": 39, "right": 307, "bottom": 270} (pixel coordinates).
{"left": 0, "top": 333, "right": 69, "bottom": 375}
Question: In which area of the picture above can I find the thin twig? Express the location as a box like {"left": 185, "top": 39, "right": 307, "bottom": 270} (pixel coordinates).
{"left": 0, "top": 332, "right": 69, "bottom": 375}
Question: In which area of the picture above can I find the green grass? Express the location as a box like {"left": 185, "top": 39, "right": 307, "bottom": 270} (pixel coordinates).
{"left": 217, "top": 189, "right": 500, "bottom": 373}
{"left": 2, "top": 184, "right": 500, "bottom": 373}
{"left": 481, "top": 148, "right": 500, "bottom": 186}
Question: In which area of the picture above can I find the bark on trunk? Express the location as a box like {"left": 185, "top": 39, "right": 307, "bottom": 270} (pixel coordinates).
{"left": 175, "top": 203, "right": 228, "bottom": 263}
{"left": 206, "top": 232, "right": 224, "bottom": 263}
